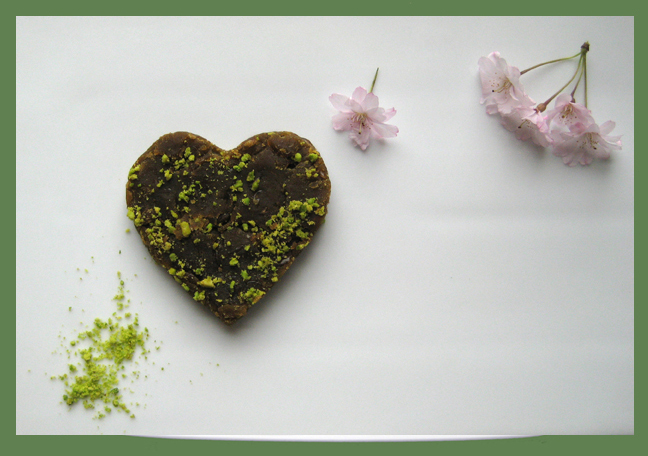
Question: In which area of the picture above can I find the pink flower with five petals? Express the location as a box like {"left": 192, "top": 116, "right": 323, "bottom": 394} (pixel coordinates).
{"left": 545, "top": 93, "right": 595, "bottom": 129}
{"left": 478, "top": 52, "right": 535, "bottom": 115}
{"left": 500, "top": 106, "right": 553, "bottom": 147}
{"left": 329, "top": 87, "right": 398, "bottom": 151}
{"left": 552, "top": 121, "right": 622, "bottom": 166}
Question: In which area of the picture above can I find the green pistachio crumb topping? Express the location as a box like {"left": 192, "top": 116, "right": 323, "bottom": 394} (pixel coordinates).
{"left": 180, "top": 221, "right": 191, "bottom": 237}
{"left": 197, "top": 277, "right": 215, "bottom": 288}
{"left": 241, "top": 287, "right": 265, "bottom": 304}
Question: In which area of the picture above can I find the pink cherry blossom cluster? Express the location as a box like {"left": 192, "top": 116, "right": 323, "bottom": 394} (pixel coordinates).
{"left": 478, "top": 47, "right": 622, "bottom": 166}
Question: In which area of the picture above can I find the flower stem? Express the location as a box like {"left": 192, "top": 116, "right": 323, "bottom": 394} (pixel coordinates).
{"left": 570, "top": 68, "right": 583, "bottom": 100}
{"left": 583, "top": 51, "right": 588, "bottom": 108}
{"left": 537, "top": 43, "right": 590, "bottom": 111}
{"left": 570, "top": 57, "right": 585, "bottom": 103}
{"left": 369, "top": 68, "right": 379, "bottom": 93}
{"left": 520, "top": 52, "right": 581, "bottom": 75}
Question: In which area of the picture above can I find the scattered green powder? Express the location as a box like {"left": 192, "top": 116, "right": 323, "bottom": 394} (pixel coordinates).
{"left": 58, "top": 272, "right": 152, "bottom": 419}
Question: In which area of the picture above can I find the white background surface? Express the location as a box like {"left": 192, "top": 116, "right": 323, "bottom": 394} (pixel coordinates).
{"left": 16, "top": 16, "right": 634, "bottom": 435}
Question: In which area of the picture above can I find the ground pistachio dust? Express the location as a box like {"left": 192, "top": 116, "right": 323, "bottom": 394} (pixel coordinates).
{"left": 57, "top": 271, "right": 151, "bottom": 419}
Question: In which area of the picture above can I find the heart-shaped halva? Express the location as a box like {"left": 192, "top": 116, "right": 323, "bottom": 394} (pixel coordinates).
{"left": 126, "top": 132, "right": 331, "bottom": 325}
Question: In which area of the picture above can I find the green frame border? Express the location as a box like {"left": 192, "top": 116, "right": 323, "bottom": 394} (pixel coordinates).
{"left": 12, "top": 2, "right": 636, "bottom": 453}
{"left": 10, "top": 436, "right": 640, "bottom": 453}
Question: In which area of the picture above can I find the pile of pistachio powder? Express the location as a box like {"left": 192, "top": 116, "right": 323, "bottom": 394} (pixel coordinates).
{"left": 56, "top": 272, "right": 152, "bottom": 419}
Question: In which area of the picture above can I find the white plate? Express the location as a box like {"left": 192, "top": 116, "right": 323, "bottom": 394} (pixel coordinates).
{"left": 16, "top": 16, "right": 634, "bottom": 436}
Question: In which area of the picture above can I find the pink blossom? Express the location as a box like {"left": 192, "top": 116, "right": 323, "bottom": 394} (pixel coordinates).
{"left": 545, "top": 93, "right": 595, "bottom": 130}
{"left": 500, "top": 106, "right": 553, "bottom": 147}
{"left": 478, "top": 52, "right": 534, "bottom": 115}
{"left": 552, "top": 121, "right": 622, "bottom": 166}
{"left": 329, "top": 87, "right": 398, "bottom": 150}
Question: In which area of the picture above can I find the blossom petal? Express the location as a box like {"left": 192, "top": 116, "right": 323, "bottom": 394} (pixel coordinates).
{"left": 603, "top": 135, "right": 623, "bottom": 150}
{"left": 554, "top": 93, "right": 573, "bottom": 106}
{"left": 382, "top": 107, "right": 396, "bottom": 122}
{"left": 351, "top": 87, "right": 368, "bottom": 104}
{"left": 348, "top": 98, "right": 365, "bottom": 114}
{"left": 564, "top": 150, "right": 581, "bottom": 166}
{"left": 366, "top": 106, "right": 397, "bottom": 123}
{"left": 365, "top": 106, "right": 387, "bottom": 122}
{"left": 370, "top": 122, "right": 399, "bottom": 139}
{"left": 580, "top": 152, "right": 594, "bottom": 165}
{"left": 598, "top": 120, "right": 616, "bottom": 136}
{"left": 496, "top": 90, "right": 535, "bottom": 115}
{"left": 329, "top": 93, "right": 351, "bottom": 112}
{"left": 349, "top": 127, "right": 371, "bottom": 150}
{"left": 361, "top": 92, "right": 380, "bottom": 111}
{"left": 485, "top": 102, "right": 500, "bottom": 115}
{"left": 331, "top": 112, "right": 354, "bottom": 131}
